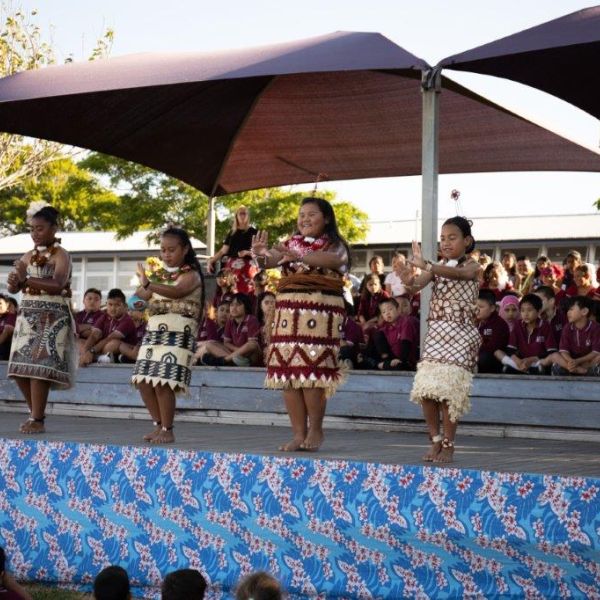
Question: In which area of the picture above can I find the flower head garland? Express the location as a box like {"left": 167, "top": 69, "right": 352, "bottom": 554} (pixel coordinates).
{"left": 30, "top": 240, "right": 60, "bottom": 268}
{"left": 26, "top": 200, "right": 51, "bottom": 224}
{"left": 144, "top": 256, "right": 191, "bottom": 285}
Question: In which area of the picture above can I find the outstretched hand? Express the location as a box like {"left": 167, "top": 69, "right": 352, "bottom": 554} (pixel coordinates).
{"left": 407, "top": 240, "right": 427, "bottom": 270}
{"left": 251, "top": 231, "right": 271, "bottom": 257}
{"left": 136, "top": 263, "right": 149, "bottom": 287}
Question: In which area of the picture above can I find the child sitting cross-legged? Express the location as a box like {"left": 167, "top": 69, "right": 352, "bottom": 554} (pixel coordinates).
{"left": 534, "top": 285, "right": 566, "bottom": 343}
{"left": 195, "top": 300, "right": 230, "bottom": 364}
{"left": 338, "top": 301, "right": 364, "bottom": 369}
{"left": 116, "top": 296, "right": 148, "bottom": 364}
{"left": 199, "top": 293, "right": 261, "bottom": 366}
{"left": 476, "top": 289, "right": 510, "bottom": 373}
{"left": 499, "top": 293, "right": 557, "bottom": 374}
{"left": 549, "top": 295, "right": 600, "bottom": 376}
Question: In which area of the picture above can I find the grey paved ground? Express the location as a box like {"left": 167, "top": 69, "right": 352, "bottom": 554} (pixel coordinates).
{"left": 1, "top": 412, "right": 599, "bottom": 478}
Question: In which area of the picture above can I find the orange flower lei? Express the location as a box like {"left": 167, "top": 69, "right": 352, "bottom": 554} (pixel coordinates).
{"left": 30, "top": 240, "right": 60, "bottom": 268}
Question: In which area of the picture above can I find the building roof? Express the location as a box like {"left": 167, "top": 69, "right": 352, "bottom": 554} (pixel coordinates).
{"left": 0, "top": 230, "right": 206, "bottom": 257}
{"left": 362, "top": 213, "right": 600, "bottom": 246}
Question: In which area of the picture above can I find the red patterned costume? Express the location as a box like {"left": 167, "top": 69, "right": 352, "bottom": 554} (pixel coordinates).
{"left": 265, "top": 234, "right": 347, "bottom": 398}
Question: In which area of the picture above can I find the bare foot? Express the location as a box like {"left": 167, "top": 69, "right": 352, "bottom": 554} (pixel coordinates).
{"left": 300, "top": 430, "right": 324, "bottom": 452}
{"left": 423, "top": 440, "right": 442, "bottom": 462}
{"left": 278, "top": 436, "right": 305, "bottom": 452}
{"left": 433, "top": 439, "right": 455, "bottom": 463}
{"left": 150, "top": 428, "right": 175, "bottom": 444}
{"left": 143, "top": 423, "right": 162, "bottom": 441}
{"left": 20, "top": 418, "right": 45, "bottom": 434}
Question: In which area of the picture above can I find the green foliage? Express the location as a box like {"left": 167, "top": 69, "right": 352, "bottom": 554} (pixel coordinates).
{"left": 80, "top": 153, "right": 370, "bottom": 247}
{"left": 25, "top": 584, "right": 91, "bottom": 599}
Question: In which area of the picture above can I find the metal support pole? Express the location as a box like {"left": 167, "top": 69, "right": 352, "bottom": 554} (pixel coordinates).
{"left": 420, "top": 68, "right": 441, "bottom": 346}
{"left": 206, "top": 195, "right": 216, "bottom": 258}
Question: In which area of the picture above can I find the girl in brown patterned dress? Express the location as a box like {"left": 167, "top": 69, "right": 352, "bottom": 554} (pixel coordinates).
{"left": 401, "top": 217, "right": 481, "bottom": 463}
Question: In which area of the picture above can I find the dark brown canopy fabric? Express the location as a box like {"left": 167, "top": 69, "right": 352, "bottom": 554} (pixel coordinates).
{"left": 440, "top": 6, "right": 600, "bottom": 120}
{"left": 0, "top": 30, "right": 598, "bottom": 196}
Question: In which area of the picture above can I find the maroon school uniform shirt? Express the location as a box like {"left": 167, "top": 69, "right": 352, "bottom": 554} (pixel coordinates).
{"left": 74, "top": 309, "right": 103, "bottom": 334}
{"left": 507, "top": 318, "right": 557, "bottom": 359}
{"left": 357, "top": 290, "right": 389, "bottom": 322}
{"left": 378, "top": 315, "right": 419, "bottom": 368}
{"left": 197, "top": 318, "right": 224, "bottom": 342}
{"left": 478, "top": 311, "right": 509, "bottom": 354}
{"left": 547, "top": 311, "right": 566, "bottom": 343}
{"left": 341, "top": 316, "right": 364, "bottom": 347}
{"left": 565, "top": 284, "right": 599, "bottom": 298}
{"left": 410, "top": 292, "right": 421, "bottom": 318}
{"left": 134, "top": 322, "right": 147, "bottom": 346}
{"left": 211, "top": 289, "right": 235, "bottom": 309}
{"left": 559, "top": 320, "right": 600, "bottom": 358}
{"left": 0, "top": 312, "right": 16, "bottom": 332}
{"left": 223, "top": 314, "right": 261, "bottom": 347}
{"left": 93, "top": 312, "right": 138, "bottom": 346}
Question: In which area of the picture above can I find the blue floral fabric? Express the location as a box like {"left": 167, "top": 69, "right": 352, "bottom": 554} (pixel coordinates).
{"left": 0, "top": 438, "right": 598, "bottom": 598}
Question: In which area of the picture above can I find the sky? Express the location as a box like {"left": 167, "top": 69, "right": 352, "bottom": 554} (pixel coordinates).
{"left": 17, "top": 0, "right": 600, "bottom": 224}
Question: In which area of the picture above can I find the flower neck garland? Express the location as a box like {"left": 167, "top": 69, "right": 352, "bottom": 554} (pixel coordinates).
{"left": 30, "top": 240, "right": 60, "bottom": 268}
{"left": 145, "top": 257, "right": 191, "bottom": 285}
{"left": 285, "top": 234, "right": 330, "bottom": 258}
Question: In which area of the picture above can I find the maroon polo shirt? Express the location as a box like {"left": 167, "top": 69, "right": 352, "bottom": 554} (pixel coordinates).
{"left": 559, "top": 321, "right": 600, "bottom": 358}
{"left": 508, "top": 318, "right": 557, "bottom": 359}
{"left": 547, "top": 311, "right": 566, "bottom": 343}
{"left": 223, "top": 314, "right": 260, "bottom": 347}
{"left": 358, "top": 291, "right": 389, "bottom": 322}
{"left": 198, "top": 318, "right": 224, "bottom": 342}
{"left": 478, "top": 311, "right": 509, "bottom": 354}
{"left": 134, "top": 322, "right": 147, "bottom": 346}
{"left": 378, "top": 315, "right": 419, "bottom": 367}
{"left": 0, "top": 312, "right": 16, "bottom": 333}
{"left": 410, "top": 292, "right": 421, "bottom": 317}
{"left": 93, "top": 312, "right": 138, "bottom": 346}
{"left": 342, "top": 317, "right": 364, "bottom": 347}
{"left": 74, "top": 309, "right": 104, "bottom": 334}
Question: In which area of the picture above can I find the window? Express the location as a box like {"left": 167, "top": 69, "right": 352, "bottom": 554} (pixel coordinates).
{"left": 546, "top": 246, "right": 588, "bottom": 265}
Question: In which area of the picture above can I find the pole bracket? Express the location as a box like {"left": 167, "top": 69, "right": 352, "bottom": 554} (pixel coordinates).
{"left": 421, "top": 67, "right": 442, "bottom": 92}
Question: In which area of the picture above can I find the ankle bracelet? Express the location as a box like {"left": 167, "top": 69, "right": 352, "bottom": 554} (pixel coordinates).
{"left": 153, "top": 421, "right": 162, "bottom": 427}
{"left": 161, "top": 426, "right": 174, "bottom": 432}
{"left": 442, "top": 438, "right": 454, "bottom": 448}
{"left": 431, "top": 434, "right": 443, "bottom": 443}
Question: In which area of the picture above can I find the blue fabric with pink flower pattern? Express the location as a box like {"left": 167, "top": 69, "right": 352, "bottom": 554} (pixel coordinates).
{"left": 0, "top": 438, "right": 598, "bottom": 598}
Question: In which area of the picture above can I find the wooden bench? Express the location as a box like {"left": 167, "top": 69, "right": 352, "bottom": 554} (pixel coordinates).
{"left": 0, "top": 363, "right": 598, "bottom": 441}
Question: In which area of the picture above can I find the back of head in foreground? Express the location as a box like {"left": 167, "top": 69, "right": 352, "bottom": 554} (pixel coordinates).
{"left": 236, "top": 571, "right": 282, "bottom": 600}
{"left": 93, "top": 565, "right": 131, "bottom": 600}
{"left": 161, "top": 569, "right": 206, "bottom": 600}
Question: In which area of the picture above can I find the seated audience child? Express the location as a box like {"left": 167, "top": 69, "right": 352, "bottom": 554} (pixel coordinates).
{"left": 0, "top": 546, "right": 32, "bottom": 600}
{"left": 501, "top": 252, "right": 518, "bottom": 287}
{"left": 236, "top": 571, "right": 282, "bottom": 600}
{"left": 0, "top": 295, "right": 17, "bottom": 360}
{"left": 535, "top": 285, "right": 566, "bottom": 343}
{"left": 161, "top": 569, "right": 206, "bottom": 600}
{"left": 549, "top": 296, "right": 600, "bottom": 376}
{"left": 93, "top": 565, "right": 131, "bottom": 600}
{"left": 358, "top": 255, "right": 386, "bottom": 294}
{"left": 339, "top": 301, "right": 364, "bottom": 369}
{"left": 476, "top": 289, "right": 510, "bottom": 373}
{"left": 199, "top": 293, "right": 261, "bottom": 366}
{"left": 515, "top": 255, "right": 534, "bottom": 296}
{"left": 501, "top": 293, "right": 557, "bottom": 374}
{"left": 498, "top": 295, "right": 519, "bottom": 333}
{"left": 532, "top": 254, "right": 551, "bottom": 290}
{"left": 80, "top": 288, "right": 137, "bottom": 365}
{"left": 256, "top": 291, "right": 276, "bottom": 358}
{"left": 565, "top": 263, "right": 598, "bottom": 298}
{"left": 364, "top": 297, "right": 418, "bottom": 371}
{"left": 539, "top": 264, "right": 567, "bottom": 310}
{"left": 357, "top": 273, "right": 389, "bottom": 331}
{"left": 195, "top": 301, "right": 230, "bottom": 364}
{"left": 116, "top": 296, "right": 148, "bottom": 363}
{"left": 561, "top": 250, "right": 582, "bottom": 291}
{"left": 211, "top": 269, "right": 236, "bottom": 309}
{"left": 75, "top": 287, "right": 104, "bottom": 351}
{"left": 384, "top": 252, "right": 407, "bottom": 297}
{"left": 481, "top": 261, "right": 513, "bottom": 300}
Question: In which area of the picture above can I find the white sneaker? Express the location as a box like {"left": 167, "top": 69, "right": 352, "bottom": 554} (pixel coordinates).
{"left": 96, "top": 353, "right": 113, "bottom": 364}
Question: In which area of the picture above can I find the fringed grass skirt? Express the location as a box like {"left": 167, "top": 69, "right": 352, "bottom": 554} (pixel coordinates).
{"left": 8, "top": 294, "right": 75, "bottom": 390}
{"left": 132, "top": 313, "right": 197, "bottom": 395}
{"left": 265, "top": 289, "right": 345, "bottom": 399}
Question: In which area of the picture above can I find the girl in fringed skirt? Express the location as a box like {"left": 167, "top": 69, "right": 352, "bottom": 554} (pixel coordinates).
{"left": 251, "top": 197, "right": 350, "bottom": 452}
{"left": 401, "top": 216, "right": 481, "bottom": 463}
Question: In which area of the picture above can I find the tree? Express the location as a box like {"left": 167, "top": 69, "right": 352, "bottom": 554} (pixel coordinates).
{"left": 0, "top": 156, "right": 121, "bottom": 235}
{"left": 0, "top": 3, "right": 114, "bottom": 192}
{"left": 79, "top": 153, "right": 370, "bottom": 246}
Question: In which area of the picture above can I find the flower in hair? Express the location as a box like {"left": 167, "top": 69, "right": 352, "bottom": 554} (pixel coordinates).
{"left": 26, "top": 200, "right": 51, "bottom": 224}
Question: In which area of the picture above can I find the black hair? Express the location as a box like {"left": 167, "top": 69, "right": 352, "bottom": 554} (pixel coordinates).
{"left": 343, "top": 299, "right": 355, "bottom": 317}
{"left": 0, "top": 546, "right": 5, "bottom": 573}
{"left": 162, "top": 226, "right": 205, "bottom": 323}
{"left": 161, "top": 568, "right": 206, "bottom": 600}
{"left": 235, "top": 571, "right": 282, "bottom": 600}
{"left": 107, "top": 288, "right": 126, "bottom": 303}
{"left": 534, "top": 254, "right": 550, "bottom": 278}
{"left": 32, "top": 205, "right": 60, "bottom": 227}
{"left": 590, "top": 300, "right": 600, "bottom": 322}
{"left": 94, "top": 565, "right": 130, "bottom": 600}
{"left": 567, "top": 295, "right": 593, "bottom": 314}
{"left": 6, "top": 297, "right": 18, "bottom": 311}
{"left": 84, "top": 288, "right": 102, "bottom": 298}
{"left": 520, "top": 293, "right": 543, "bottom": 312}
{"left": 256, "top": 291, "right": 276, "bottom": 326}
{"left": 535, "top": 285, "right": 555, "bottom": 301}
{"left": 378, "top": 296, "right": 399, "bottom": 311}
{"left": 253, "top": 270, "right": 269, "bottom": 285}
{"left": 442, "top": 216, "right": 475, "bottom": 254}
{"left": 299, "top": 197, "right": 352, "bottom": 270}
{"left": 369, "top": 255, "right": 384, "bottom": 267}
{"left": 230, "top": 292, "right": 253, "bottom": 316}
{"left": 361, "top": 273, "right": 382, "bottom": 299}
{"left": 516, "top": 255, "right": 530, "bottom": 263}
{"left": 478, "top": 289, "right": 498, "bottom": 307}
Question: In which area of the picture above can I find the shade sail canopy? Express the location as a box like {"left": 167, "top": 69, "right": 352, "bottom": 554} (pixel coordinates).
{"left": 440, "top": 6, "right": 600, "bottom": 120}
{"left": 0, "top": 30, "right": 598, "bottom": 196}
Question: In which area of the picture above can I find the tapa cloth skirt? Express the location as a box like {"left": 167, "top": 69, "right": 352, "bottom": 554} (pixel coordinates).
{"left": 132, "top": 312, "right": 197, "bottom": 395}
{"left": 265, "top": 289, "right": 345, "bottom": 399}
{"left": 8, "top": 294, "right": 76, "bottom": 390}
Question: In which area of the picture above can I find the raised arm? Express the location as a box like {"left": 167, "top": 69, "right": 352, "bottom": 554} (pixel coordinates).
{"left": 136, "top": 264, "right": 201, "bottom": 300}
{"left": 9, "top": 249, "right": 71, "bottom": 295}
